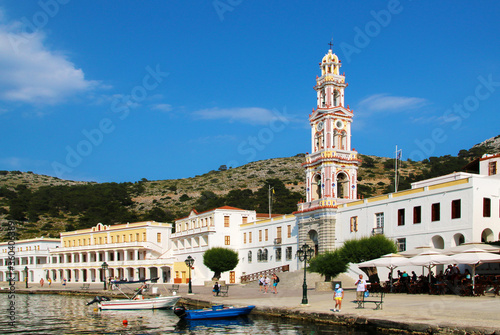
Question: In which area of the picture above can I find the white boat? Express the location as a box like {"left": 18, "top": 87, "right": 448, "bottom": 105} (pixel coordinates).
{"left": 86, "top": 277, "right": 181, "bottom": 310}
{"left": 99, "top": 295, "right": 181, "bottom": 310}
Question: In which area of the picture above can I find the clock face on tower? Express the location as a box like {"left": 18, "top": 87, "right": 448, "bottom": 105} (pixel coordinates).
{"left": 335, "top": 120, "right": 344, "bottom": 129}
{"left": 317, "top": 121, "right": 324, "bottom": 131}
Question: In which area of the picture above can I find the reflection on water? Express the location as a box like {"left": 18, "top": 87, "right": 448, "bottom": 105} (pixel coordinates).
{"left": 0, "top": 294, "right": 376, "bottom": 334}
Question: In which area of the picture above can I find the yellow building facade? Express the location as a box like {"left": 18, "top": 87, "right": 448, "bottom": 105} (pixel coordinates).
{"left": 45, "top": 221, "right": 175, "bottom": 284}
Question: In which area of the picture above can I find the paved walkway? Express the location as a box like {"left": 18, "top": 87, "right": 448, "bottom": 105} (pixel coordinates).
{"left": 5, "top": 281, "right": 500, "bottom": 334}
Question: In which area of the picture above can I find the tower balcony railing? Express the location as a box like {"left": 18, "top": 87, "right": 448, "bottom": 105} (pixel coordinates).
{"left": 297, "top": 198, "right": 338, "bottom": 212}
{"left": 305, "top": 150, "right": 358, "bottom": 165}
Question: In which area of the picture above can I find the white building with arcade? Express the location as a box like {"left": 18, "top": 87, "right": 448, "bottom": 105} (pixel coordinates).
{"left": 0, "top": 237, "right": 60, "bottom": 284}
{"left": 44, "top": 221, "right": 175, "bottom": 284}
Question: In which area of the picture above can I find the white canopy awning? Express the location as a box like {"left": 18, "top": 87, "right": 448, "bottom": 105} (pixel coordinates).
{"left": 443, "top": 243, "right": 500, "bottom": 256}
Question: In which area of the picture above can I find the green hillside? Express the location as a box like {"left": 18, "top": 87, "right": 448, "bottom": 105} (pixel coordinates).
{"left": 1, "top": 135, "right": 498, "bottom": 241}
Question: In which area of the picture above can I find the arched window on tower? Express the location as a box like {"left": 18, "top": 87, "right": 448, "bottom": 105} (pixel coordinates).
{"left": 333, "top": 129, "right": 338, "bottom": 148}
{"left": 337, "top": 173, "right": 348, "bottom": 199}
{"left": 321, "top": 90, "right": 326, "bottom": 107}
{"left": 333, "top": 90, "right": 339, "bottom": 106}
{"left": 340, "top": 132, "right": 347, "bottom": 150}
{"left": 311, "top": 174, "right": 322, "bottom": 201}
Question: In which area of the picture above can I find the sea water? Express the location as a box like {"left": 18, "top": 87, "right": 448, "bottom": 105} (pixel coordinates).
{"left": 0, "top": 294, "right": 378, "bottom": 334}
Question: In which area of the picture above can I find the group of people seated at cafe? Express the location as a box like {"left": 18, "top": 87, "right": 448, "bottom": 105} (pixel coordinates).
{"left": 382, "top": 265, "right": 479, "bottom": 295}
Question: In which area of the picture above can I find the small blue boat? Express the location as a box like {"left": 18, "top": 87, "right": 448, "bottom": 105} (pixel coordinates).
{"left": 173, "top": 304, "right": 255, "bottom": 320}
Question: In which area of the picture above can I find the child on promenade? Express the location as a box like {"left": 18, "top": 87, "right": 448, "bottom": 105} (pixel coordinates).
{"left": 333, "top": 284, "right": 344, "bottom": 312}
{"left": 354, "top": 274, "right": 367, "bottom": 307}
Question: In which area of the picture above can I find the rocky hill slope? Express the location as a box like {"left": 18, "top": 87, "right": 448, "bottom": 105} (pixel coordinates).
{"left": 1, "top": 134, "right": 498, "bottom": 240}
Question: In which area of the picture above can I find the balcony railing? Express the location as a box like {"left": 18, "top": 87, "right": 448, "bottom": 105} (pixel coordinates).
{"left": 372, "top": 227, "right": 384, "bottom": 235}
{"left": 171, "top": 226, "right": 215, "bottom": 238}
{"left": 51, "top": 240, "right": 163, "bottom": 254}
{"left": 240, "top": 264, "right": 290, "bottom": 283}
{"left": 273, "top": 238, "right": 282, "bottom": 245}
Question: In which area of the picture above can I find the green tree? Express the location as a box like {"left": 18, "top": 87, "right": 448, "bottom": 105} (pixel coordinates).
{"left": 195, "top": 191, "right": 223, "bottom": 212}
{"left": 339, "top": 235, "right": 397, "bottom": 264}
{"left": 224, "top": 189, "right": 255, "bottom": 209}
{"left": 339, "top": 235, "right": 397, "bottom": 280}
{"left": 254, "top": 178, "right": 302, "bottom": 214}
{"left": 308, "top": 250, "right": 348, "bottom": 281}
{"left": 361, "top": 155, "right": 376, "bottom": 168}
{"left": 142, "top": 206, "right": 176, "bottom": 222}
{"left": 179, "top": 194, "right": 190, "bottom": 202}
{"left": 203, "top": 247, "right": 239, "bottom": 280}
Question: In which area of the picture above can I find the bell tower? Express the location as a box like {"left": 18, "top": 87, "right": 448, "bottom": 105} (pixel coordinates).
{"left": 303, "top": 47, "right": 360, "bottom": 205}
{"left": 296, "top": 46, "right": 361, "bottom": 254}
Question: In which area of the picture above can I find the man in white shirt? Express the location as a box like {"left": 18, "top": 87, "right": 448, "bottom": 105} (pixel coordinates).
{"left": 264, "top": 275, "right": 271, "bottom": 293}
{"left": 355, "top": 274, "right": 367, "bottom": 307}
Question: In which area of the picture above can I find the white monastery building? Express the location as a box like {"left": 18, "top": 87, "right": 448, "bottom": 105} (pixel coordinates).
{"left": 6, "top": 47, "right": 500, "bottom": 286}
{"left": 0, "top": 237, "right": 59, "bottom": 283}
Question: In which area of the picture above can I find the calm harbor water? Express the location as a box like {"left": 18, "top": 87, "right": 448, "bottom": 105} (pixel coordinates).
{"left": 1, "top": 294, "right": 377, "bottom": 334}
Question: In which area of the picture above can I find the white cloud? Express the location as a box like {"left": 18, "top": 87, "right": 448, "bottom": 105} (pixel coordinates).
{"left": 193, "top": 107, "right": 290, "bottom": 125}
{"left": 357, "top": 94, "right": 428, "bottom": 115}
{"left": 0, "top": 14, "right": 97, "bottom": 105}
{"left": 152, "top": 103, "right": 172, "bottom": 112}
{"left": 0, "top": 156, "right": 46, "bottom": 169}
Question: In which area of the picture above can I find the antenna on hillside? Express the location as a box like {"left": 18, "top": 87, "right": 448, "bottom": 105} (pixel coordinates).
{"left": 395, "top": 146, "right": 402, "bottom": 192}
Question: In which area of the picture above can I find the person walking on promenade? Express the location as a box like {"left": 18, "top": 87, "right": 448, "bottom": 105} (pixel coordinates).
{"left": 258, "top": 275, "right": 264, "bottom": 292}
{"left": 213, "top": 282, "right": 220, "bottom": 296}
{"left": 264, "top": 275, "right": 271, "bottom": 294}
{"left": 272, "top": 273, "right": 279, "bottom": 294}
{"left": 333, "top": 283, "right": 344, "bottom": 312}
{"left": 40, "top": 278, "right": 44, "bottom": 287}
{"left": 48, "top": 278, "right": 52, "bottom": 287}
{"left": 355, "top": 274, "right": 367, "bottom": 308}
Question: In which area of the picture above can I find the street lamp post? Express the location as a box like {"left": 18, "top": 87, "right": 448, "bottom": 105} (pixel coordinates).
{"left": 185, "top": 256, "right": 194, "bottom": 294}
{"left": 101, "top": 262, "right": 108, "bottom": 290}
{"left": 297, "top": 244, "right": 315, "bottom": 305}
{"left": 24, "top": 266, "right": 29, "bottom": 288}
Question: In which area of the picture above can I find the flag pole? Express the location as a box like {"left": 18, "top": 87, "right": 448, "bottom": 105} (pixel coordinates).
{"left": 268, "top": 185, "right": 275, "bottom": 218}
{"left": 269, "top": 185, "right": 271, "bottom": 218}
{"left": 395, "top": 145, "right": 398, "bottom": 193}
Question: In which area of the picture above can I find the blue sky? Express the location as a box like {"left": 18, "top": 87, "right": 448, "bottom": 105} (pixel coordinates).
{"left": 0, "top": 1, "right": 499, "bottom": 183}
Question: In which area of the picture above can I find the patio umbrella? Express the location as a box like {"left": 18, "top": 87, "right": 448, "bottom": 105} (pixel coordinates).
{"left": 399, "top": 246, "right": 442, "bottom": 258}
{"left": 358, "top": 253, "right": 410, "bottom": 291}
{"left": 443, "top": 243, "right": 500, "bottom": 256}
{"left": 409, "top": 251, "right": 453, "bottom": 282}
{"left": 450, "top": 247, "right": 500, "bottom": 290}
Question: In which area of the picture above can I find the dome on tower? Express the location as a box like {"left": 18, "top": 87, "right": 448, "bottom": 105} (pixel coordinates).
{"left": 320, "top": 49, "right": 341, "bottom": 76}
{"left": 322, "top": 50, "right": 339, "bottom": 64}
